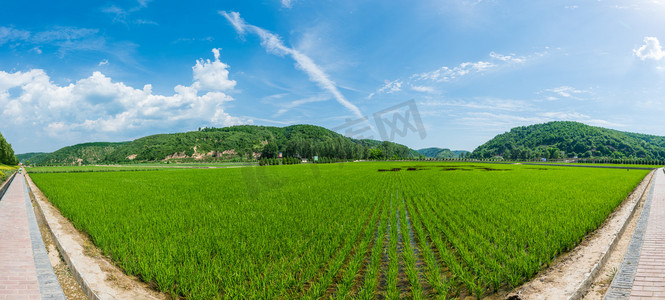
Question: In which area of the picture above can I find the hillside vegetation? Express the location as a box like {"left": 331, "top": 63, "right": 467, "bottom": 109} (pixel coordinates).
{"left": 472, "top": 121, "right": 665, "bottom": 160}
{"left": 25, "top": 125, "right": 417, "bottom": 165}
{"left": 16, "top": 152, "right": 48, "bottom": 164}
{"left": 33, "top": 142, "right": 128, "bottom": 165}
{"left": 0, "top": 131, "right": 18, "bottom": 165}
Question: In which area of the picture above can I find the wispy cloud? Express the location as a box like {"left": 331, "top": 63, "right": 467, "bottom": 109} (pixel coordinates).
{"left": 102, "top": 1, "right": 156, "bottom": 26}
{"left": 220, "top": 11, "right": 364, "bottom": 118}
{"left": 412, "top": 60, "right": 495, "bottom": 82}
{"left": 634, "top": 36, "right": 665, "bottom": 61}
{"left": 368, "top": 51, "right": 532, "bottom": 99}
{"left": 489, "top": 51, "right": 525, "bottom": 63}
{"left": 367, "top": 79, "right": 402, "bottom": 99}
{"left": 420, "top": 97, "right": 531, "bottom": 112}
{"left": 137, "top": 0, "right": 152, "bottom": 7}
{"left": 0, "top": 27, "right": 31, "bottom": 45}
{"left": 273, "top": 94, "right": 330, "bottom": 117}
{"left": 411, "top": 85, "right": 435, "bottom": 93}
{"left": 0, "top": 26, "right": 98, "bottom": 46}
{"left": 460, "top": 111, "right": 621, "bottom": 130}
{"left": 541, "top": 86, "right": 591, "bottom": 100}
{"left": 172, "top": 37, "right": 214, "bottom": 44}
{"left": 281, "top": 0, "right": 295, "bottom": 8}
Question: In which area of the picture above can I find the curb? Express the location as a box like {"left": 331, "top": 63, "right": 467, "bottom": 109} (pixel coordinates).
{"left": 0, "top": 171, "right": 16, "bottom": 200}
{"left": 603, "top": 168, "right": 663, "bottom": 299}
{"left": 21, "top": 174, "right": 67, "bottom": 300}
{"left": 567, "top": 168, "right": 657, "bottom": 300}
{"left": 24, "top": 174, "right": 104, "bottom": 300}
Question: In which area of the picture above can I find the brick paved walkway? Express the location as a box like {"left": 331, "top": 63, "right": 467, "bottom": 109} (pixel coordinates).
{"left": 630, "top": 168, "right": 665, "bottom": 299}
{"left": 607, "top": 168, "right": 665, "bottom": 299}
{"left": 0, "top": 173, "right": 64, "bottom": 300}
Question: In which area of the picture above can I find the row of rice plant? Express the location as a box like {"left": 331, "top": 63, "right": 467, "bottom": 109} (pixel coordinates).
{"left": 30, "top": 162, "right": 649, "bottom": 298}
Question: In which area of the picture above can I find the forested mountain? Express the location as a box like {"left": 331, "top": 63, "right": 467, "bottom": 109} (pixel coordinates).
{"left": 417, "top": 147, "right": 470, "bottom": 158}
{"left": 16, "top": 152, "right": 48, "bottom": 164}
{"left": 31, "top": 142, "right": 129, "bottom": 165}
{"left": 24, "top": 125, "right": 418, "bottom": 165}
{"left": 472, "top": 121, "right": 665, "bottom": 160}
{"left": 0, "top": 131, "right": 18, "bottom": 165}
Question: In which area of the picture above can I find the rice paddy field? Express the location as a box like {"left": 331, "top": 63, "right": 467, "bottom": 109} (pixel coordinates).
{"left": 27, "top": 162, "right": 254, "bottom": 173}
{"left": 29, "top": 162, "right": 650, "bottom": 299}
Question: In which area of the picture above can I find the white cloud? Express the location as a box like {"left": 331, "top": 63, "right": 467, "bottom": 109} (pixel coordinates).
{"left": 367, "top": 80, "right": 403, "bottom": 99}
{"left": 98, "top": 59, "right": 109, "bottom": 66}
{"left": 220, "top": 11, "right": 364, "bottom": 118}
{"left": 420, "top": 98, "right": 530, "bottom": 112}
{"left": 411, "top": 51, "right": 526, "bottom": 83}
{"left": 0, "top": 49, "right": 248, "bottom": 138}
{"left": 273, "top": 94, "right": 329, "bottom": 117}
{"left": 411, "top": 85, "right": 435, "bottom": 93}
{"left": 281, "top": 0, "right": 294, "bottom": 8}
{"left": 413, "top": 61, "right": 495, "bottom": 82}
{"left": 489, "top": 51, "right": 525, "bottom": 63}
{"left": 192, "top": 48, "right": 236, "bottom": 91}
{"left": 542, "top": 86, "right": 591, "bottom": 100}
{"left": 460, "top": 111, "right": 621, "bottom": 130}
{"left": 0, "top": 27, "right": 31, "bottom": 45}
{"left": 32, "top": 27, "right": 98, "bottom": 43}
{"left": 0, "top": 26, "right": 98, "bottom": 46}
{"left": 634, "top": 36, "right": 665, "bottom": 60}
{"left": 102, "top": 2, "right": 155, "bottom": 25}
{"left": 137, "top": 0, "right": 152, "bottom": 7}
{"left": 368, "top": 51, "right": 530, "bottom": 98}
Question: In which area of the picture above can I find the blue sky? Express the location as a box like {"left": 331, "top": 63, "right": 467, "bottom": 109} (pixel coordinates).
{"left": 1, "top": 0, "right": 665, "bottom": 154}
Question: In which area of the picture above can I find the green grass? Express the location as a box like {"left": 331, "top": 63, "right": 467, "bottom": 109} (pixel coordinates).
{"left": 30, "top": 162, "right": 649, "bottom": 299}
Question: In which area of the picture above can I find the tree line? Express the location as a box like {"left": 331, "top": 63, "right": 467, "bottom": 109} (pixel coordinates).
{"left": 0, "top": 132, "right": 18, "bottom": 165}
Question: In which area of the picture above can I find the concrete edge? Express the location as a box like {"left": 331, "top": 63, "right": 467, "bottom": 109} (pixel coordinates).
{"left": 21, "top": 175, "right": 67, "bottom": 299}
{"left": 603, "top": 168, "right": 663, "bottom": 299}
{"left": 567, "top": 168, "right": 657, "bottom": 300}
{"left": 0, "top": 171, "right": 17, "bottom": 200}
{"left": 24, "top": 173, "right": 103, "bottom": 300}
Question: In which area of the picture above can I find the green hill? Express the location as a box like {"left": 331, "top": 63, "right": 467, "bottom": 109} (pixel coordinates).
{"left": 417, "top": 147, "right": 470, "bottom": 158}
{"left": 16, "top": 152, "right": 48, "bottom": 164}
{"left": 472, "top": 121, "right": 665, "bottom": 160}
{"left": 30, "top": 142, "right": 130, "bottom": 165}
{"left": 26, "top": 125, "right": 418, "bottom": 165}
